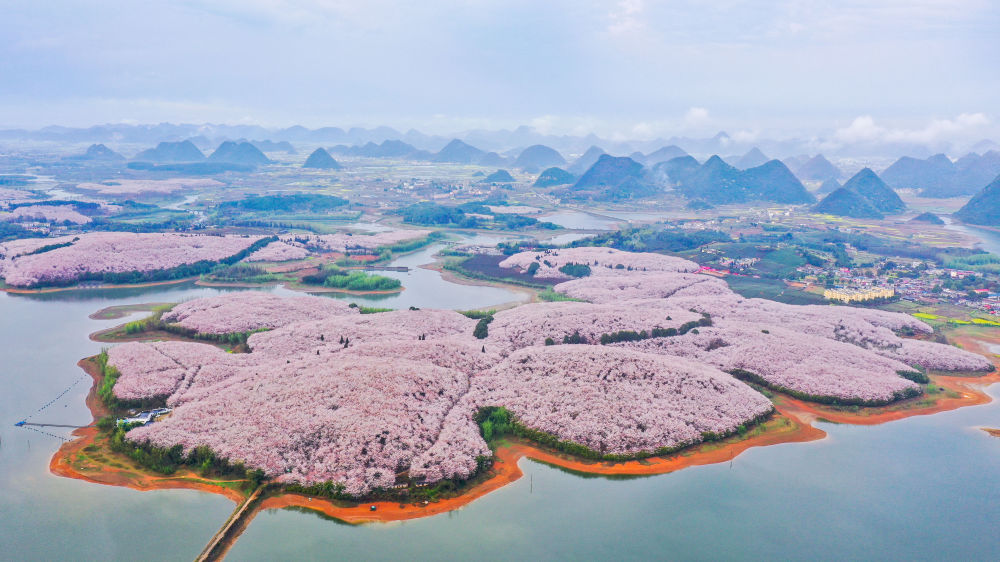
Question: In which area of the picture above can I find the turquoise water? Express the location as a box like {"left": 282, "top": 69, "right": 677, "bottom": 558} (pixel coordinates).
{"left": 1, "top": 247, "right": 998, "bottom": 560}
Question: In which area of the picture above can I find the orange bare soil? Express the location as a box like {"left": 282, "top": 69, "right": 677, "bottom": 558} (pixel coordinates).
{"left": 50, "top": 359, "right": 247, "bottom": 504}
{"left": 254, "top": 408, "right": 821, "bottom": 525}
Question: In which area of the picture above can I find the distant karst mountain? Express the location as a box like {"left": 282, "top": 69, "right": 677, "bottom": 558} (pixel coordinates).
{"left": 813, "top": 187, "right": 884, "bottom": 218}
{"left": 514, "top": 145, "right": 565, "bottom": 173}
{"left": 954, "top": 174, "right": 1000, "bottom": 226}
{"left": 208, "top": 141, "right": 271, "bottom": 166}
{"left": 65, "top": 143, "right": 125, "bottom": 162}
{"left": 841, "top": 168, "right": 905, "bottom": 213}
{"left": 250, "top": 140, "right": 296, "bottom": 154}
{"left": 644, "top": 145, "right": 688, "bottom": 166}
{"left": 818, "top": 178, "right": 842, "bottom": 194}
{"left": 733, "top": 147, "right": 770, "bottom": 170}
{"left": 910, "top": 212, "right": 945, "bottom": 225}
{"left": 742, "top": 160, "right": 815, "bottom": 204}
{"left": 433, "top": 139, "right": 486, "bottom": 164}
{"left": 482, "top": 169, "right": 516, "bottom": 183}
{"left": 897, "top": 151, "right": 1000, "bottom": 198}
{"left": 652, "top": 156, "right": 700, "bottom": 185}
{"left": 574, "top": 154, "right": 644, "bottom": 189}
{"left": 330, "top": 140, "right": 428, "bottom": 159}
{"left": 303, "top": 148, "right": 342, "bottom": 170}
{"left": 795, "top": 154, "right": 842, "bottom": 181}
{"left": 567, "top": 146, "right": 606, "bottom": 175}
{"left": 572, "top": 155, "right": 655, "bottom": 200}
{"left": 533, "top": 167, "right": 576, "bottom": 187}
{"left": 132, "top": 140, "right": 205, "bottom": 163}
{"left": 813, "top": 168, "right": 905, "bottom": 218}
{"left": 669, "top": 156, "right": 813, "bottom": 205}
{"left": 477, "top": 152, "right": 510, "bottom": 167}
{"left": 880, "top": 154, "right": 955, "bottom": 193}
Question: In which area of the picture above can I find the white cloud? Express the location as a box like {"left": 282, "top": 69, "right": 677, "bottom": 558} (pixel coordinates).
{"left": 682, "top": 107, "right": 710, "bottom": 127}
{"left": 833, "top": 113, "right": 991, "bottom": 146}
{"left": 731, "top": 129, "right": 759, "bottom": 143}
{"left": 607, "top": 0, "right": 646, "bottom": 35}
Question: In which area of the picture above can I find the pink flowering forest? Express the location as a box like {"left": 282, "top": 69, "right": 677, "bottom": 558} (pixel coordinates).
{"left": 0, "top": 232, "right": 263, "bottom": 287}
{"left": 104, "top": 248, "right": 993, "bottom": 496}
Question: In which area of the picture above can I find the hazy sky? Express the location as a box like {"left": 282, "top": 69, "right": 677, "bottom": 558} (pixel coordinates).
{"left": 1, "top": 0, "right": 998, "bottom": 141}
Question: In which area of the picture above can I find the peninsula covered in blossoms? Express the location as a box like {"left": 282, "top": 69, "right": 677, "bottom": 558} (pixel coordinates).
{"left": 50, "top": 244, "right": 995, "bottom": 538}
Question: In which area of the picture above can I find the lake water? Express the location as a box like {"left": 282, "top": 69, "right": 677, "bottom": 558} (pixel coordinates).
{"left": 942, "top": 221, "right": 1000, "bottom": 255}
{"left": 539, "top": 211, "right": 620, "bottom": 231}
{"left": 2, "top": 249, "right": 999, "bottom": 560}
{"left": 299, "top": 243, "right": 530, "bottom": 310}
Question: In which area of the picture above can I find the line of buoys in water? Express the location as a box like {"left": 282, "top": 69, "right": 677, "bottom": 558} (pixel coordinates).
{"left": 19, "top": 374, "right": 86, "bottom": 424}
{"left": 23, "top": 425, "right": 72, "bottom": 442}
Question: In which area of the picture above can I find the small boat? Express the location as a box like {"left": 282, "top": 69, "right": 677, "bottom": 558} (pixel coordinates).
{"left": 14, "top": 421, "right": 26, "bottom": 427}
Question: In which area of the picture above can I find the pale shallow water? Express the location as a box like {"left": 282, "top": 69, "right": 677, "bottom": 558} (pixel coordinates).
{"left": 942, "top": 221, "right": 1000, "bottom": 255}
{"left": 538, "top": 211, "right": 620, "bottom": 231}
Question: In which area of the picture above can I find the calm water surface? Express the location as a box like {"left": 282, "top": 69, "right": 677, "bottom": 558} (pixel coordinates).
{"left": 229, "top": 391, "right": 1000, "bottom": 561}
{"left": 2, "top": 247, "right": 999, "bottom": 560}
{"left": 943, "top": 221, "right": 1000, "bottom": 255}
{"left": 539, "top": 211, "right": 620, "bottom": 231}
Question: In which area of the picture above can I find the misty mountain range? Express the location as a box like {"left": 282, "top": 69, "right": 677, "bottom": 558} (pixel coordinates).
{"left": 3, "top": 122, "right": 996, "bottom": 162}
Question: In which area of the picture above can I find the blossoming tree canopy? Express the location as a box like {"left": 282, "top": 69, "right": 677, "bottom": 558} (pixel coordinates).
{"left": 100, "top": 247, "right": 994, "bottom": 496}
{"left": 279, "top": 229, "right": 432, "bottom": 253}
{"left": 499, "top": 247, "right": 701, "bottom": 279}
{"left": 486, "top": 300, "right": 702, "bottom": 352}
{"left": 476, "top": 345, "right": 774, "bottom": 453}
{"left": 247, "top": 309, "right": 476, "bottom": 355}
{"left": 0, "top": 232, "right": 263, "bottom": 287}
{"left": 244, "top": 240, "right": 310, "bottom": 262}
{"left": 553, "top": 272, "right": 731, "bottom": 303}
{"left": 2, "top": 204, "right": 91, "bottom": 224}
{"left": 162, "top": 292, "right": 358, "bottom": 335}
{"left": 613, "top": 320, "right": 922, "bottom": 403}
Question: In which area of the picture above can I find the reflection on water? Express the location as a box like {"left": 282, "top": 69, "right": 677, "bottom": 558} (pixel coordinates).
{"left": 600, "top": 210, "right": 685, "bottom": 223}
{"left": 539, "top": 211, "right": 620, "bottom": 231}
{"left": 308, "top": 243, "right": 529, "bottom": 310}
{"left": 942, "top": 219, "right": 1000, "bottom": 255}
{"left": 546, "top": 233, "right": 590, "bottom": 245}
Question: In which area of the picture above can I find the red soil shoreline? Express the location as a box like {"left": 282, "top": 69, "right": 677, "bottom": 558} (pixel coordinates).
{"left": 50, "top": 332, "right": 1000, "bottom": 527}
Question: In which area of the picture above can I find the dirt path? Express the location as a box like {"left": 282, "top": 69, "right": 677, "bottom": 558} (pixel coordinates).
{"left": 196, "top": 487, "right": 263, "bottom": 562}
